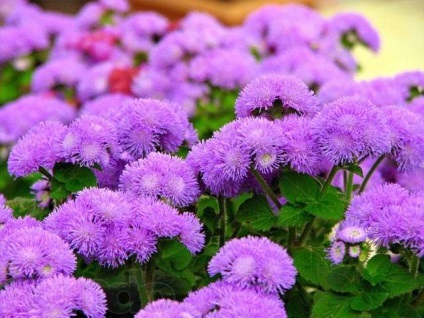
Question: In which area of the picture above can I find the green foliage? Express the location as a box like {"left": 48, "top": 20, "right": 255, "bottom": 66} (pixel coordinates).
{"left": 293, "top": 247, "right": 331, "bottom": 289}
{"left": 6, "top": 197, "right": 48, "bottom": 220}
{"left": 236, "top": 195, "right": 276, "bottom": 231}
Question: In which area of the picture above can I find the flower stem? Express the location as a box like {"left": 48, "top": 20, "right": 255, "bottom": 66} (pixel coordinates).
{"left": 250, "top": 167, "right": 282, "bottom": 210}
{"left": 358, "top": 155, "right": 385, "bottom": 194}
{"left": 133, "top": 261, "right": 150, "bottom": 307}
{"left": 218, "top": 196, "right": 227, "bottom": 247}
{"left": 409, "top": 254, "right": 420, "bottom": 278}
{"left": 345, "top": 171, "right": 354, "bottom": 203}
{"left": 38, "top": 167, "right": 53, "bottom": 181}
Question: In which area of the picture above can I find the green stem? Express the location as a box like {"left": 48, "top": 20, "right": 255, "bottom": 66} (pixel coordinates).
{"left": 358, "top": 155, "right": 385, "bottom": 194}
{"left": 218, "top": 196, "right": 227, "bottom": 247}
{"left": 231, "top": 222, "right": 241, "bottom": 239}
{"left": 288, "top": 227, "right": 296, "bottom": 254}
{"left": 38, "top": 167, "right": 53, "bottom": 181}
{"left": 298, "top": 166, "right": 340, "bottom": 246}
{"left": 250, "top": 167, "right": 282, "bottom": 210}
{"left": 144, "top": 261, "right": 154, "bottom": 303}
{"left": 134, "top": 261, "right": 149, "bottom": 307}
{"left": 409, "top": 254, "right": 420, "bottom": 278}
{"left": 345, "top": 171, "right": 354, "bottom": 203}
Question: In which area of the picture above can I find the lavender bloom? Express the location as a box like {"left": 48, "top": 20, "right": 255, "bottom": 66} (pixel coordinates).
{"left": 120, "top": 153, "right": 200, "bottom": 207}
{"left": 208, "top": 236, "right": 296, "bottom": 294}
{"left": 278, "top": 115, "right": 322, "bottom": 174}
{"left": 0, "top": 216, "right": 41, "bottom": 241}
{"left": 395, "top": 71, "right": 424, "bottom": 102}
{"left": 397, "top": 169, "right": 424, "bottom": 192}
{"left": 187, "top": 118, "right": 284, "bottom": 197}
{"left": 0, "top": 204, "right": 13, "bottom": 230}
{"left": 317, "top": 79, "right": 358, "bottom": 104}
{"left": 31, "top": 57, "right": 86, "bottom": 93}
{"left": 119, "top": 12, "right": 168, "bottom": 54}
{"left": 312, "top": 96, "right": 391, "bottom": 164}
{"left": 135, "top": 299, "right": 200, "bottom": 318}
{"left": 235, "top": 75, "right": 319, "bottom": 119}
{"left": 112, "top": 98, "right": 193, "bottom": 160}
{"left": 8, "top": 121, "right": 67, "bottom": 177}
{"left": 328, "top": 12, "right": 380, "bottom": 52}
{"left": 357, "top": 78, "right": 407, "bottom": 107}
{"left": 349, "top": 245, "right": 361, "bottom": 258}
{"left": 0, "top": 194, "right": 6, "bottom": 206}
{"left": 0, "top": 94, "right": 76, "bottom": 144}
{"left": 80, "top": 93, "right": 133, "bottom": 117}
{"left": 59, "top": 115, "right": 118, "bottom": 168}
{"left": 31, "top": 275, "right": 107, "bottom": 318}
{"left": 336, "top": 220, "right": 368, "bottom": 244}
{"left": 131, "top": 67, "right": 172, "bottom": 99}
{"left": 100, "top": 0, "right": 129, "bottom": 12}
{"left": 74, "top": 2, "right": 104, "bottom": 29}
{"left": 190, "top": 49, "right": 257, "bottom": 90}
{"left": 346, "top": 184, "right": 424, "bottom": 256}
{"left": 31, "top": 179, "right": 51, "bottom": 208}
{"left": 327, "top": 241, "right": 346, "bottom": 264}
{"left": 0, "top": 281, "right": 34, "bottom": 316}
{"left": 76, "top": 62, "right": 115, "bottom": 101}
{"left": 0, "top": 227, "right": 76, "bottom": 283}
{"left": 382, "top": 106, "right": 424, "bottom": 172}
{"left": 131, "top": 198, "right": 205, "bottom": 254}
{"left": 94, "top": 157, "right": 127, "bottom": 190}
{"left": 185, "top": 281, "right": 287, "bottom": 318}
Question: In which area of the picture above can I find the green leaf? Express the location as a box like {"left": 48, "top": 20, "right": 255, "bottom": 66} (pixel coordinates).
{"left": 327, "top": 265, "right": 362, "bottom": 293}
{"left": 50, "top": 178, "right": 70, "bottom": 201}
{"left": 312, "top": 292, "right": 358, "bottom": 318}
{"left": 158, "top": 240, "right": 192, "bottom": 271}
{"left": 344, "top": 163, "right": 364, "bottom": 178}
{"left": 371, "top": 297, "right": 422, "bottom": 318}
{"left": 6, "top": 197, "right": 48, "bottom": 220}
{"left": 236, "top": 195, "right": 276, "bottom": 231}
{"left": 279, "top": 171, "right": 321, "bottom": 203}
{"left": 350, "top": 292, "right": 389, "bottom": 311}
{"left": 362, "top": 255, "right": 392, "bottom": 286}
{"left": 276, "top": 204, "right": 313, "bottom": 227}
{"left": 293, "top": 247, "right": 331, "bottom": 289}
{"left": 53, "top": 162, "right": 97, "bottom": 192}
{"left": 377, "top": 262, "right": 422, "bottom": 298}
{"left": 305, "top": 186, "right": 347, "bottom": 221}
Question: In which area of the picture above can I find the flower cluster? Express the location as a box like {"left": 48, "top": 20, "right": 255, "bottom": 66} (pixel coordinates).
{"left": 44, "top": 187, "right": 204, "bottom": 267}
{"left": 136, "top": 236, "right": 295, "bottom": 317}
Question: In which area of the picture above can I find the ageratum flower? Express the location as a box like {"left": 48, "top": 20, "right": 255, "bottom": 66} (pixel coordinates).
{"left": 278, "top": 115, "right": 322, "bottom": 174}
{"left": 317, "top": 79, "right": 358, "bottom": 104}
{"left": 0, "top": 94, "right": 75, "bottom": 144}
{"left": 208, "top": 236, "right": 296, "bottom": 294}
{"left": 382, "top": 106, "right": 424, "bottom": 172}
{"left": 31, "top": 57, "right": 86, "bottom": 93}
{"left": 135, "top": 299, "right": 200, "bottom": 318}
{"left": 119, "top": 153, "right": 200, "bottom": 207}
{"left": 312, "top": 96, "right": 391, "bottom": 164}
{"left": 8, "top": 121, "right": 67, "bottom": 177}
{"left": 80, "top": 94, "right": 133, "bottom": 117}
{"left": 0, "top": 281, "right": 34, "bottom": 316}
{"left": 395, "top": 71, "right": 424, "bottom": 102}
{"left": 185, "top": 281, "right": 287, "bottom": 318}
{"left": 328, "top": 12, "right": 380, "bottom": 52}
{"left": 327, "top": 241, "right": 346, "bottom": 264}
{"left": 131, "top": 198, "right": 205, "bottom": 254}
{"left": 356, "top": 78, "right": 406, "bottom": 107}
{"left": 113, "top": 98, "right": 194, "bottom": 160}
{"left": 59, "top": 115, "right": 118, "bottom": 168}
{"left": 346, "top": 184, "right": 424, "bottom": 256}
{"left": 235, "top": 75, "right": 319, "bottom": 119}
{"left": 0, "top": 227, "right": 76, "bottom": 283}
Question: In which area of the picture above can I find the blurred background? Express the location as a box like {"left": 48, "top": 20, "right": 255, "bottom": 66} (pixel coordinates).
{"left": 29, "top": 0, "right": 424, "bottom": 79}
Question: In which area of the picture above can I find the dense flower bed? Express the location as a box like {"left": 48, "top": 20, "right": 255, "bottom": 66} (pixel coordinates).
{"left": 1, "top": 0, "right": 424, "bottom": 317}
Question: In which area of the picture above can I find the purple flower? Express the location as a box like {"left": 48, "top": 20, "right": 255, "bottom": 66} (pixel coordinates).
{"left": 327, "top": 241, "right": 346, "bottom": 264}
{"left": 0, "top": 194, "right": 6, "bottom": 206}
{"left": 100, "top": 0, "right": 129, "bottom": 12}
{"left": 395, "top": 71, "right": 424, "bottom": 102}
{"left": 112, "top": 98, "right": 193, "bottom": 160}
{"left": 0, "top": 94, "right": 76, "bottom": 144}
{"left": 119, "top": 12, "right": 168, "bottom": 54}
{"left": 135, "top": 299, "right": 200, "bottom": 318}
{"left": 349, "top": 245, "right": 361, "bottom": 258}
{"left": 0, "top": 227, "right": 76, "bottom": 283}
{"left": 0, "top": 281, "right": 34, "bottom": 316}
{"left": 31, "top": 179, "right": 51, "bottom": 208}
{"left": 235, "top": 75, "right": 319, "bottom": 119}
{"left": 8, "top": 121, "right": 67, "bottom": 177}
{"left": 328, "top": 12, "right": 380, "bottom": 52}
{"left": 312, "top": 96, "right": 391, "bottom": 164}
{"left": 208, "top": 236, "right": 296, "bottom": 294}
{"left": 278, "top": 115, "right": 322, "bottom": 174}
{"left": 59, "top": 115, "right": 118, "bottom": 168}
{"left": 317, "top": 79, "right": 358, "bottom": 104}
{"left": 32, "top": 275, "right": 107, "bottom": 318}
{"left": 131, "top": 198, "right": 205, "bottom": 253}
{"left": 185, "top": 281, "right": 287, "bottom": 318}
{"left": 336, "top": 220, "right": 368, "bottom": 244}
{"left": 382, "top": 106, "right": 424, "bottom": 172}
{"left": 357, "top": 78, "right": 406, "bottom": 107}
{"left": 31, "top": 57, "right": 86, "bottom": 93}
{"left": 119, "top": 153, "right": 200, "bottom": 207}
{"left": 76, "top": 62, "right": 116, "bottom": 101}
{"left": 190, "top": 49, "right": 257, "bottom": 90}
{"left": 80, "top": 94, "right": 133, "bottom": 117}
